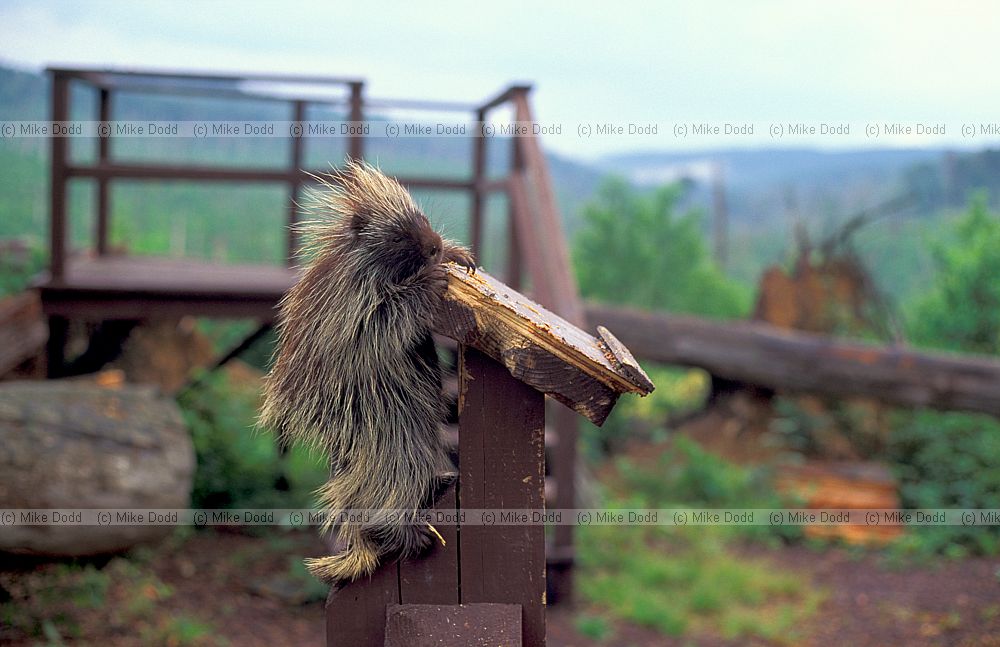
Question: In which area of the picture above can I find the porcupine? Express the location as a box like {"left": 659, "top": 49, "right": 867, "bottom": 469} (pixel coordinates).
{"left": 258, "top": 160, "right": 475, "bottom": 584}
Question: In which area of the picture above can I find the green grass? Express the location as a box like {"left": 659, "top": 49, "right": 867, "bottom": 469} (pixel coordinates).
{"left": 578, "top": 524, "right": 821, "bottom": 643}
{"left": 576, "top": 437, "right": 817, "bottom": 643}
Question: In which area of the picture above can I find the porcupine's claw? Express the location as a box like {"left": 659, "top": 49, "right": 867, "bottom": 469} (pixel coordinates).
{"left": 445, "top": 246, "right": 476, "bottom": 274}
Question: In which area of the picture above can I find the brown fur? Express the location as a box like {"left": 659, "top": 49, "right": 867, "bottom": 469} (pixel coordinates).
{"left": 258, "top": 160, "right": 474, "bottom": 584}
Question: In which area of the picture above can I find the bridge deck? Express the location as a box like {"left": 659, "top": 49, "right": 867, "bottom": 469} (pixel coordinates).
{"left": 37, "top": 256, "right": 298, "bottom": 320}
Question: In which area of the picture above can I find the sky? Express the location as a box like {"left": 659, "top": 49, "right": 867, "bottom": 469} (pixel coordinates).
{"left": 1, "top": 0, "right": 998, "bottom": 160}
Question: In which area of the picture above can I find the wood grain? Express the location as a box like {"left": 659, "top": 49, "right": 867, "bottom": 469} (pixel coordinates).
{"left": 458, "top": 346, "right": 546, "bottom": 647}
{"left": 437, "top": 266, "right": 654, "bottom": 426}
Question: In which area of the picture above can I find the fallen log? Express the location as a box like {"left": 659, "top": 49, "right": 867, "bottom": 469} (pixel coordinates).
{"left": 585, "top": 303, "right": 1000, "bottom": 419}
{"left": 0, "top": 380, "right": 195, "bottom": 556}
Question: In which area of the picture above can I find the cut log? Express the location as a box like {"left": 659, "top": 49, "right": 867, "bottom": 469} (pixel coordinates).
{"left": 0, "top": 380, "right": 194, "bottom": 556}
{"left": 586, "top": 303, "right": 1000, "bottom": 419}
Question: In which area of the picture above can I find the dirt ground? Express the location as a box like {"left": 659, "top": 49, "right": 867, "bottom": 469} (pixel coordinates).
{"left": 2, "top": 528, "right": 999, "bottom": 646}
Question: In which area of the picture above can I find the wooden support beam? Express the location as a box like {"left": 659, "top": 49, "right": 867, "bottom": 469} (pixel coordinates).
{"left": 96, "top": 87, "right": 111, "bottom": 256}
{"left": 49, "top": 72, "right": 69, "bottom": 280}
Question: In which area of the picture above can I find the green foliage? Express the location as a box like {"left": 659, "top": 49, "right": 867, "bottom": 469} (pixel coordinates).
{"left": 888, "top": 410, "right": 1000, "bottom": 557}
{"left": 577, "top": 438, "right": 815, "bottom": 642}
{"left": 573, "top": 613, "right": 613, "bottom": 641}
{"left": 0, "top": 240, "right": 45, "bottom": 298}
{"left": 582, "top": 364, "right": 709, "bottom": 459}
{"left": 177, "top": 372, "right": 327, "bottom": 509}
{"left": 0, "top": 558, "right": 175, "bottom": 642}
{"left": 890, "top": 196, "right": 1000, "bottom": 556}
{"left": 908, "top": 194, "right": 1000, "bottom": 354}
{"left": 573, "top": 177, "right": 750, "bottom": 319}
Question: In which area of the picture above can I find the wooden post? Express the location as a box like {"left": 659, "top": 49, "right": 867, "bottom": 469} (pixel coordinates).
{"left": 50, "top": 71, "right": 69, "bottom": 280}
{"left": 96, "top": 87, "right": 111, "bottom": 256}
{"left": 287, "top": 100, "right": 306, "bottom": 264}
{"left": 326, "top": 346, "right": 546, "bottom": 647}
{"left": 470, "top": 107, "right": 486, "bottom": 261}
{"left": 348, "top": 82, "right": 364, "bottom": 161}
{"left": 48, "top": 71, "right": 70, "bottom": 377}
{"left": 458, "top": 345, "right": 546, "bottom": 647}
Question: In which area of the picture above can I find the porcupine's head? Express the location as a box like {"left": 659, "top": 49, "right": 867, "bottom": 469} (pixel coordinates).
{"left": 301, "top": 159, "right": 445, "bottom": 283}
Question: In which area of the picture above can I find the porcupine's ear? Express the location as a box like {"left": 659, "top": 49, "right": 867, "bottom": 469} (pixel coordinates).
{"left": 333, "top": 158, "right": 421, "bottom": 240}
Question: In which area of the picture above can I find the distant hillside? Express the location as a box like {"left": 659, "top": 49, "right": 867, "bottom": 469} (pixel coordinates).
{"left": 1, "top": 65, "right": 995, "bottom": 301}
{"left": 600, "top": 148, "right": 947, "bottom": 228}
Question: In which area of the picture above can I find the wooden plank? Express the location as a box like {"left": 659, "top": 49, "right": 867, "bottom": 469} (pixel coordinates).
{"left": 507, "top": 173, "right": 552, "bottom": 305}
{"left": 385, "top": 604, "right": 521, "bottom": 647}
{"left": 458, "top": 346, "right": 545, "bottom": 647}
{"left": 437, "top": 267, "right": 653, "bottom": 426}
{"left": 38, "top": 257, "right": 295, "bottom": 296}
{"left": 0, "top": 293, "right": 48, "bottom": 375}
{"left": 477, "top": 84, "right": 531, "bottom": 114}
{"left": 398, "top": 485, "right": 459, "bottom": 604}
{"left": 66, "top": 163, "right": 475, "bottom": 191}
{"left": 596, "top": 325, "right": 654, "bottom": 393}
{"left": 326, "top": 561, "right": 400, "bottom": 647}
{"left": 45, "top": 65, "right": 363, "bottom": 86}
{"left": 587, "top": 302, "right": 1000, "bottom": 419}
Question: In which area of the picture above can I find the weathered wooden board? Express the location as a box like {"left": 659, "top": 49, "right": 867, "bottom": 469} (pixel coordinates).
{"left": 437, "top": 267, "right": 653, "bottom": 426}
{"left": 385, "top": 603, "right": 521, "bottom": 647}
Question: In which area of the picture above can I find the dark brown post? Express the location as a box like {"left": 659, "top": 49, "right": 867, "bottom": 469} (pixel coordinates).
{"left": 458, "top": 345, "right": 546, "bottom": 647}
{"left": 287, "top": 100, "right": 306, "bottom": 263}
{"left": 325, "top": 346, "right": 546, "bottom": 647}
{"left": 49, "top": 71, "right": 70, "bottom": 280}
{"left": 348, "top": 82, "right": 364, "bottom": 161}
{"left": 96, "top": 87, "right": 111, "bottom": 256}
{"left": 47, "top": 71, "right": 71, "bottom": 378}
{"left": 470, "top": 108, "right": 486, "bottom": 260}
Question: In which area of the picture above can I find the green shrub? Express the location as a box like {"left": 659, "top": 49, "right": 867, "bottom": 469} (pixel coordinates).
{"left": 889, "top": 410, "right": 1000, "bottom": 557}
{"left": 573, "top": 177, "right": 750, "bottom": 320}
{"left": 177, "top": 372, "right": 327, "bottom": 510}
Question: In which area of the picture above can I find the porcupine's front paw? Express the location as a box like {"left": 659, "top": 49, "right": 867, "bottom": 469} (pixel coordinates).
{"left": 431, "top": 471, "right": 458, "bottom": 500}
{"left": 444, "top": 246, "right": 476, "bottom": 273}
{"left": 429, "top": 262, "right": 449, "bottom": 297}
